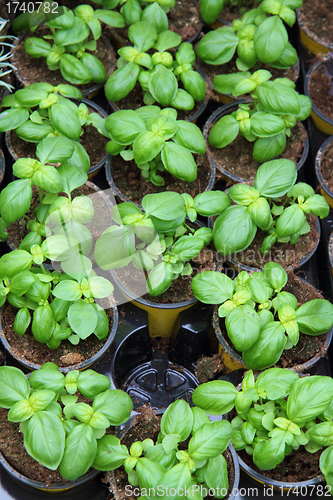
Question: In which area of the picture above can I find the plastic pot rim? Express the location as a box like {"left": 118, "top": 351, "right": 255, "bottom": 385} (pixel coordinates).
{"left": 0, "top": 148, "right": 5, "bottom": 186}
{"left": 304, "top": 57, "right": 333, "bottom": 130}
{"left": 0, "top": 301, "right": 119, "bottom": 373}
{"left": 315, "top": 134, "right": 333, "bottom": 200}
{"left": 203, "top": 100, "right": 309, "bottom": 184}
{"left": 297, "top": 9, "right": 333, "bottom": 53}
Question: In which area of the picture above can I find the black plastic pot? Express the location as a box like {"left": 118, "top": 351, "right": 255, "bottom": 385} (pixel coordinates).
{"left": 5, "top": 98, "right": 110, "bottom": 180}
{"left": 213, "top": 273, "right": 333, "bottom": 374}
{"left": 0, "top": 450, "right": 100, "bottom": 493}
{"left": 297, "top": 8, "right": 333, "bottom": 56}
{"left": 105, "top": 152, "right": 216, "bottom": 210}
{"left": 203, "top": 101, "right": 309, "bottom": 184}
{"left": 315, "top": 135, "right": 333, "bottom": 208}
{"left": 304, "top": 56, "right": 333, "bottom": 135}
{"left": 11, "top": 33, "right": 116, "bottom": 100}
{"left": 0, "top": 148, "right": 5, "bottom": 187}
{"left": 237, "top": 452, "right": 325, "bottom": 492}
{"left": 0, "top": 301, "right": 119, "bottom": 373}
{"left": 330, "top": 233, "right": 333, "bottom": 273}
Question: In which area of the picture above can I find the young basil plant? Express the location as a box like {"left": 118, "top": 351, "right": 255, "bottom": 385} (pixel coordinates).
{"left": 196, "top": 3, "right": 300, "bottom": 71}
{"left": 0, "top": 363, "right": 133, "bottom": 480}
{"left": 192, "top": 262, "right": 333, "bottom": 369}
{"left": 13, "top": 4, "right": 125, "bottom": 85}
{"left": 93, "top": 398, "right": 233, "bottom": 496}
{"left": 0, "top": 83, "right": 99, "bottom": 164}
{"left": 212, "top": 159, "right": 330, "bottom": 256}
{"left": 210, "top": 74, "right": 311, "bottom": 162}
{"left": 94, "top": 190, "right": 230, "bottom": 296}
{"left": 0, "top": 247, "right": 114, "bottom": 348}
{"left": 193, "top": 367, "right": 333, "bottom": 491}
{"left": 0, "top": 135, "right": 91, "bottom": 245}
{"left": 105, "top": 22, "right": 206, "bottom": 111}
{"left": 104, "top": 105, "right": 206, "bottom": 185}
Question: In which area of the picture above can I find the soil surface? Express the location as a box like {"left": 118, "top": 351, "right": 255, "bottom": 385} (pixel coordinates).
{"left": 11, "top": 27, "right": 116, "bottom": 93}
{"left": 110, "top": 152, "right": 212, "bottom": 205}
{"left": 108, "top": 0, "right": 201, "bottom": 45}
{"left": 197, "top": 56, "right": 299, "bottom": 103}
{"left": 7, "top": 108, "right": 108, "bottom": 171}
{"left": 1, "top": 302, "right": 114, "bottom": 368}
{"left": 238, "top": 447, "right": 322, "bottom": 483}
{"left": 309, "top": 58, "right": 333, "bottom": 123}
{"left": 114, "top": 241, "right": 219, "bottom": 304}
{"left": 320, "top": 140, "right": 333, "bottom": 194}
{"left": 110, "top": 81, "right": 205, "bottom": 122}
{"left": 206, "top": 121, "right": 306, "bottom": 183}
{"left": 195, "top": 353, "right": 225, "bottom": 383}
{"left": 214, "top": 0, "right": 260, "bottom": 24}
{"left": 218, "top": 272, "right": 329, "bottom": 370}
{"left": 228, "top": 212, "right": 319, "bottom": 270}
{"left": 103, "top": 405, "right": 236, "bottom": 500}
{"left": 298, "top": 0, "right": 333, "bottom": 47}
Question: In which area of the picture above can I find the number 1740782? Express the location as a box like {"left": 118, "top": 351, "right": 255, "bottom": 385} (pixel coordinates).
{"left": 5, "top": 2, "right": 59, "bottom": 14}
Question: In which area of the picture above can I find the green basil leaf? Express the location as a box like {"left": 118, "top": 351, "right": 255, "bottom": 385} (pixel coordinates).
{"left": 32, "top": 305, "right": 54, "bottom": 343}
{"left": 54, "top": 17, "right": 90, "bottom": 46}
{"left": 242, "top": 321, "right": 287, "bottom": 369}
{"left": 141, "top": 2, "right": 168, "bottom": 33}
{"left": 200, "top": 0, "right": 224, "bottom": 24}
{"left": 128, "top": 21, "right": 158, "bottom": 52}
{"left": 149, "top": 64, "right": 178, "bottom": 107}
{"left": 255, "top": 367, "right": 299, "bottom": 400}
{"left": 172, "top": 121, "right": 206, "bottom": 155}
{"left": 92, "top": 389, "right": 133, "bottom": 424}
{"left": 253, "top": 133, "right": 286, "bottom": 163}
{"left": 295, "top": 299, "right": 333, "bottom": 335}
{"left": 68, "top": 299, "right": 97, "bottom": 338}
{"left": 133, "top": 131, "right": 164, "bottom": 164}
{"left": 161, "top": 400, "right": 193, "bottom": 441}
{"left": 0, "top": 250, "right": 33, "bottom": 279}
{"left": 180, "top": 70, "right": 206, "bottom": 102}
{"left": 29, "top": 362, "right": 65, "bottom": 394}
{"left": 48, "top": 102, "right": 82, "bottom": 140}
{"left": 147, "top": 262, "right": 174, "bottom": 296}
{"left": 208, "top": 115, "right": 239, "bottom": 148}
{"left": 59, "top": 423, "right": 96, "bottom": 480}
{"left": 196, "top": 28, "right": 238, "bottom": 65}
{"left": 0, "top": 366, "right": 30, "bottom": 408}
{"left": 191, "top": 271, "right": 234, "bottom": 304}
{"left": 248, "top": 197, "right": 272, "bottom": 231}
{"left": 213, "top": 205, "right": 257, "bottom": 255}
{"left": 80, "top": 53, "right": 106, "bottom": 84}
{"left": 15, "top": 121, "right": 54, "bottom": 143}
{"left": 250, "top": 112, "right": 286, "bottom": 138}
{"left": 192, "top": 380, "right": 238, "bottom": 415}
{"left": 253, "top": 16, "right": 288, "bottom": 64}
{"left": 287, "top": 376, "right": 333, "bottom": 423}
{"left": 0, "top": 108, "right": 29, "bottom": 132}
{"left": 105, "top": 109, "right": 146, "bottom": 145}
{"left": 189, "top": 420, "right": 232, "bottom": 459}
{"left": 0, "top": 179, "right": 32, "bottom": 224}
{"left": 194, "top": 191, "right": 231, "bottom": 216}
{"left": 226, "top": 305, "right": 261, "bottom": 351}
{"left": 161, "top": 142, "right": 197, "bottom": 182}
{"left": 254, "top": 159, "right": 297, "bottom": 197}
{"left": 256, "top": 81, "right": 301, "bottom": 115}
{"left": 59, "top": 54, "right": 92, "bottom": 85}
{"left": 93, "top": 435, "right": 129, "bottom": 471}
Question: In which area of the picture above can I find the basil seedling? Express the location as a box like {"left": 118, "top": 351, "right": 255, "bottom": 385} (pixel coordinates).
{"left": 193, "top": 368, "right": 333, "bottom": 490}
{"left": 0, "top": 363, "right": 132, "bottom": 480}
{"left": 196, "top": 2, "right": 300, "bottom": 71}
{"left": 13, "top": 4, "right": 125, "bottom": 85}
{"left": 212, "top": 159, "right": 330, "bottom": 255}
{"left": 105, "top": 22, "right": 206, "bottom": 111}
{"left": 104, "top": 105, "right": 206, "bottom": 185}
{"left": 94, "top": 190, "right": 230, "bottom": 296}
{"left": 192, "top": 262, "right": 333, "bottom": 369}
{"left": 210, "top": 74, "right": 311, "bottom": 162}
{"left": 93, "top": 398, "right": 233, "bottom": 496}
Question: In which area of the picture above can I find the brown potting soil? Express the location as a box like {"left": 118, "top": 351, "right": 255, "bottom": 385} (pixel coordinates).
{"left": 195, "top": 353, "right": 225, "bottom": 383}
{"left": 110, "top": 81, "right": 205, "bottom": 122}
{"left": 215, "top": 1, "right": 260, "bottom": 23}
{"left": 238, "top": 447, "right": 322, "bottom": 483}
{"left": 309, "top": 60, "right": 333, "bottom": 123}
{"left": 6, "top": 183, "right": 112, "bottom": 250}
{"left": 103, "top": 405, "right": 236, "bottom": 500}
{"left": 114, "top": 242, "right": 219, "bottom": 305}
{"left": 229, "top": 212, "right": 319, "bottom": 270}
{"left": 197, "top": 56, "right": 299, "bottom": 103}
{"left": 298, "top": 0, "right": 333, "bottom": 47}
{"left": 11, "top": 28, "right": 116, "bottom": 93}
{"left": 206, "top": 121, "right": 306, "bottom": 183}
{"left": 1, "top": 302, "right": 114, "bottom": 368}
{"left": 321, "top": 141, "right": 333, "bottom": 194}
{"left": 8, "top": 113, "right": 108, "bottom": 170}
{"left": 111, "top": 152, "right": 212, "bottom": 206}
{"left": 219, "top": 271, "right": 328, "bottom": 369}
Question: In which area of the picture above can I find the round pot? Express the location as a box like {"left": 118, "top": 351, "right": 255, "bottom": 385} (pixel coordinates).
{"left": 304, "top": 55, "right": 333, "bottom": 135}
{"left": 226, "top": 214, "right": 321, "bottom": 273}
{"left": 0, "top": 148, "right": 5, "bottom": 187}
{"left": 0, "top": 300, "right": 119, "bottom": 373}
{"left": 105, "top": 150, "right": 216, "bottom": 210}
{"left": 107, "top": 413, "right": 240, "bottom": 500}
{"left": 10, "top": 32, "right": 116, "bottom": 99}
{"left": 0, "top": 449, "right": 99, "bottom": 492}
{"left": 4, "top": 179, "right": 113, "bottom": 253}
{"left": 297, "top": 8, "right": 333, "bottom": 56}
{"left": 111, "top": 268, "right": 198, "bottom": 339}
{"left": 213, "top": 273, "right": 333, "bottom": 374}
{"left": 203, "top": 101, "right": 308, "bottom": 183}
{"left": 315, "top": 135, "right": 333, "bottom": 208}
{"left": 237, "top": 452, "right": 325, "bottom": 492}
{"left": 329, "top": 232, "right": 333, "bottom": 274}
{"left": 106, "top": 66, "right": 209, "bottom": 124}
{"left": 5, "top": 98, "right": 110, "bottom": 180}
